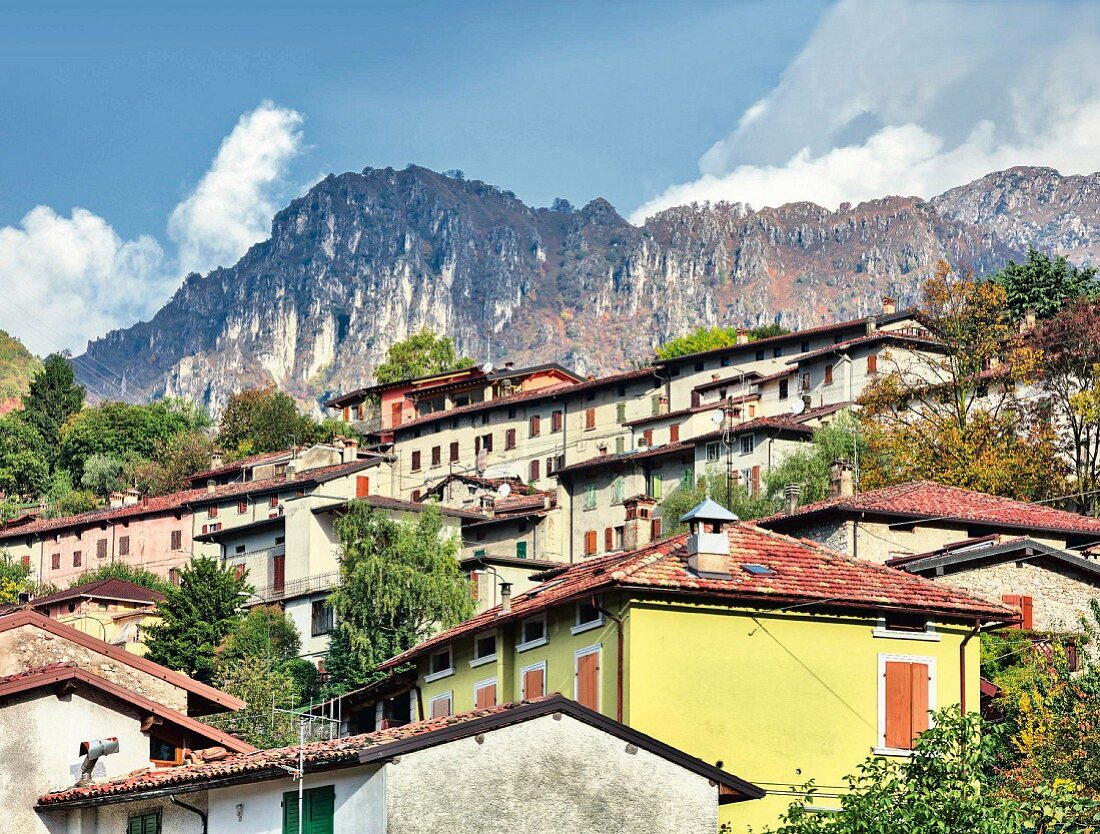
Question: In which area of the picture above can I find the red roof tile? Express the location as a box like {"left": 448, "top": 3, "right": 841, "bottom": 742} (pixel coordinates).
{"left": 25, "top": 578, "right": 164, "bottom": 608}
{"left": 186, "top": 449, "right": 293, "bottom": 483}
{"left": 784, "top": 331, "right": 943, "bottom": 366}
{"left": 757, "top": 481, "right": 1100, "bottom": 538}
{"left": 37, "top": 695, "right": 762, "bottom": 806}
{"left": 379, "top": 522, "right": 1013, "bottom": 671}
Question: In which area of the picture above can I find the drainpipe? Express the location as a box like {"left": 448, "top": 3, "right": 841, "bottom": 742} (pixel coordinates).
{"left": 594, "top": 595, "right": 625, "bottom": 723}
{"left": 170, "top": 795, "right": 207, "bottom": 834}
{"left": 959, "top": 619, "right": 982, "bottom": 714}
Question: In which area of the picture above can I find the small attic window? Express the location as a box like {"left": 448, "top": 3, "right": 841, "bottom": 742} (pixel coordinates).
{"left": 742, "top": 563, "right": 775, "bottom": 576}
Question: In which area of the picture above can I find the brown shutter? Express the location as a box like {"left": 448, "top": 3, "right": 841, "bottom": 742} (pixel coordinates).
{"left": 670, "top": 424, "right": 680, "bottom": 443}
{"left": 449, "top": 441, "right": 459, "bottom": 462}
{"left": 390, "top": 401, "right": 403, "bottom": 427}
{"left": 475, "top": 683, "right": 497, "bottom": 710}
{"left": 584, "top": 530, "right": 597, "bottom": 555}
{"left": 643, "top": 429, "right": 653, "bottom": 446}
{"left": 430, "top": 696, "right": 452, "bottom": 718}
{"left": 273, "top": 554, "right": 285, "bottom": 593}
{"left": 411, "top": 450, "right": 421, "bottom": 471}
{"left": 576, "top": 651, "right": 600, "bottom": 710}
{"left": 431, "top": 446, "right": 441, "bottom": 466}
{"left": 751, "top": 465, "right": 761, "bottom": 496}
{"left": 604, "top": 527, "right": 613, "bottom": 551}
{"left": 529, "top": 459, "right": 540, "bottom": 481}
{"left": 1020, "top": 595, "right": 1034, "bottom": 630}
{"left": 1002, "top": 594, "right": 1023, "bottom": 627}
{"left": 552, "top": 410, "right": 563, "bottom": 432}
{"left": 356, "top": 476, "right": 370, "bottom": 498}
{"left": 867, "top": 354, "right": 878, "bottom": 374}
{"left": 506, "top": 429, "right": 516, "bottom": 450}
{"left": 884, "top": 660, "right": 929, "bottom": 750}
{"left": 650, "top": 518, "right": 662, "bottom": 539}
{"left": 585, "top": 408, "right": 596, "bottom": 429}
{"left": 523, "top": 667, "right": 545, "bottom": 699}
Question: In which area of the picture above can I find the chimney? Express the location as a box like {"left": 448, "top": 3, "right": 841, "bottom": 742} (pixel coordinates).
{"left": 784, "top": 483, "right": 801, "bottom": 514}
{"left": 285, "top": 461, "right": 298, "bottom": 482}
{"left": 342, "top": 437, "right": 359, "bottom": 463}
{"left": 207, "top": 479, "right": 217, "bottom": 494}
{"left": 735, "top": 328, "right": 750, "bottom": 345}
{"left": 210, "top": 450, "right": 224, "bottom": 470}
{"left": 658, "top": 395, "right": 669, "bottom": 416}
{"left": 123, "top": 488, "right": 140, "bottom": 506}
{"left": 109, "top": 491, "right": 125, "bottom": 509}
{"left": 681, "top": 498, "right": 739, "bottom": 580}
{"left": 623, "top": 497, "right": 657, "bottom": 550}
{"left": 500, "top": 582, "right": 512, "bottom": 613}
{"left": 865, "top": 316, "right": 877, "bottom": 335}
{"left": 882, "top": 296, "right": 896, "bottom": 315}
{"left": 829, "top": 460, "right": 854, "bottom": 498}
{"left": 543, "top": 494, "right": 552, "bottom": 510}
{"left": 504, "top": 361, "right": 515, "bottom": 370}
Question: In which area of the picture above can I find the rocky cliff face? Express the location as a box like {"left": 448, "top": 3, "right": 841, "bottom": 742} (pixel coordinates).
{"left": 77, "top": 165, "right": 1093, "bottom": 412}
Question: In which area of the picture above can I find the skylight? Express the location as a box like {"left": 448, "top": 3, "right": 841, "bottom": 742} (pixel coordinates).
{"left": 741, "top": 563, "right": 775, "bottom": 576}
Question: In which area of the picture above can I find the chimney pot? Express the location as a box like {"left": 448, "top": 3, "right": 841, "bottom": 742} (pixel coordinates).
{"left": 865, "top": 315, "right": 877, "bottom": 335}
{"left": 882, "top": 296, "right": 896, "bottom": 315}
{"left": 500, "top": 582, "right": 512, "bottom": 613}
{"left": 122, "top": 488, "right": 140, "bottom": 506}
{"left": 784, "top": 483, "right": 801, "bottom": 514}
{"left": 829, "top": 460, "right": 854, "bottom": 498}
{"left": 210, "top": 451, "right": 224, "bottom": 469}
{"left": 735, "top": 328, "right": 750, "bottom": 345}
{"left": 109, "top": 491, "right": 125, "bottom": 509}
{"left": 207, "top": 479, "right": 217, "bottom": 494}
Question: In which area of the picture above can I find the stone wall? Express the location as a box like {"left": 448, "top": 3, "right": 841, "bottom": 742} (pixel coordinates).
{"left": 0, "top": 624, "right": 187, "bottom": 712}
{"left": 936, "top": 558, "right": 1100, "bottom": 633}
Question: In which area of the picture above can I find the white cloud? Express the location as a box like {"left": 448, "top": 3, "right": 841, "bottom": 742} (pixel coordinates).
{"left": 0, "top": 102, "right": 304, "bottom": 357}
{"left": 169, "top": 102, "right": 304, "bottom": 276}
{"left": 631, "top": 0, "right": 1100, "bottom": 223}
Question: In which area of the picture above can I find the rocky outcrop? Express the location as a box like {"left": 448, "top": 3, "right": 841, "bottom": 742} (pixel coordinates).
{"left": 77, "top": 165, "right": 1096, "bottom": 412}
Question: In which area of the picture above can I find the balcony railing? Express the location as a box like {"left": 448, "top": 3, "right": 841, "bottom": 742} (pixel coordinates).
{"left": 251, "top": 570, "right": 341, "bottom": 603}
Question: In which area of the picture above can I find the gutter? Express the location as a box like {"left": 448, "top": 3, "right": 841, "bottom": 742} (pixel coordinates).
{"left": 170, "top": 795, "right": 207, "bottom": 834}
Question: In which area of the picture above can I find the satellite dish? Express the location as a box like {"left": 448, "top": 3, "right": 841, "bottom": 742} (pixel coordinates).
{"left": 790, "top": 397, "right": 806, "bottom": 415}
{"left": 497, "top": 483, "right": 512, "bottom": 499}
{"left": 711, "top": 409, "right": 725, "bottom": 426}
{"left": 481, "top": 362, "right": 494, "bottom": 374}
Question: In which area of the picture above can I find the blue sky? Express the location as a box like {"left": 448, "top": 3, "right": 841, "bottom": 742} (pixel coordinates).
{"left": 3, "top": 0, "right": 1100, "bottom": 356}
{"left": 0, "top": 0, "right": 824, "bottom": 239}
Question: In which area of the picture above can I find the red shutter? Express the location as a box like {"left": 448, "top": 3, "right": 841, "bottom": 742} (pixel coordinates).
{"left": 356, "top": 476, "right": 370, "bottom": 498}
{"left": 390, "top": 401, "right": 403, "bottom": 427}
{"left": 585, "top": 408, "right": 596, "bottom": 430}
{"left": 643, "top": 429, "right": 653, "bottom": 446}
{"left": 884, "top": 661, "right": 929, "bottom": 750}
{"left": 604, "top": 527, "right": 613, "bottom": 552}
{"left": 1002, "top": 594, "right": 1026, "bottom": 627}
{"left": 650, "top": 518, "right": 662, "bottom": 539}
{"left": 273, "top": 554, "right": 285, "bottom": 594}
{"left": 576, "top": 651, "right": 599, "bottom": 710}
{"left": 506, "top": 429, "right": 516, "bottom": 450}
{"left": 751, "top": 465, "right": 761, "bottom": 496}
{"left": 670, "top": 424, "right": 680, "bottom": 443}
{"left": 530, "top": 415, "right": 540, "bottom": 437}
{"left": 411, "top": 451, "right": 421, "bottom": 471}
{"left": 522, "top": 667, "right": 545, "bottom": 699}
{"left": 475, "top": 683, "right": 497, "bottom": 710}
{"left": 552, "top": 411, "right": 563, "bottom": 432}
{"left": 867, "top": 354, "right": 878, "bottom": 374}
{"left": 234, "top": 564, "right": 245, "bottom": 580}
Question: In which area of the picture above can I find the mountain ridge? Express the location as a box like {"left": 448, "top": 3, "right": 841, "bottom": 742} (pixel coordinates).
{"left": 76, "top": 164, "right": 1094, "bottom": 412}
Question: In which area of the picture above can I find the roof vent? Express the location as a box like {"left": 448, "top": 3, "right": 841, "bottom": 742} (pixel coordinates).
{"left": 680, "top": 498, "right": 738, "bottom": 580}
{"left": 882, "top": 296, "right": 896, "bottom": 315}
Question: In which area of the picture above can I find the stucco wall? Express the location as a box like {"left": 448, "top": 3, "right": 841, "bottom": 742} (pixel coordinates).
{"left": 384, "top": 713, "right": 718, "bottom": 834}
{"left": 934, "top": 558, "right": 1100, "bottom": 632}
{"left": 5, "top": 690, "right": 162, "bottom": 834}
{"left": 0, "top": 624, "right": 187, "bottom": 712}
{"left": 852, "top": 520, "right": 1068, "bottom": 565}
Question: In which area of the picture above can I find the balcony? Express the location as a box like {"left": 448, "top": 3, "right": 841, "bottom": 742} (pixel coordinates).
{"left": 250, "top": 570, "right": 341, "bottom": 604}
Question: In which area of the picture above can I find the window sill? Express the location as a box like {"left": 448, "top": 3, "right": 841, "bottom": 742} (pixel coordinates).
{"left": 872, "top": 747, "right": 914, "bottom": 758}
{"left": 872, "top": 628, "right": 941, "bottom": 642}
{"left": 424, "top": 667, "right": 455, "bottom": 683}
{"left": 516, "top": 637, "right": 548, "bottom": 653}
{"left": 571, "top": 620, "right": 603, "bottom": 636}
{"left": 469, "top": 654, "right": 497, "bottom": 669}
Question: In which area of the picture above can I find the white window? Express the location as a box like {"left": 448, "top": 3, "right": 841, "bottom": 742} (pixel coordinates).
{"left": 425, "top": 646, "right": 454, "bottom": 682}
{"left": 873, "top": 614, "right": 940, "bottom": 642}
{"left": 471, "top": 632, "right": 498, "bottom": 667}
{"left": 572, "top": 598, "right": 603, "bottom": 634}
{"left": 517, "top": 615, "right": 548, "bottom": 651}
{"left": 740, "top": 434, "right": 755, "bottom": 455}
{"left": 876, "top": 653, "right": 937, "bottom": 756}
{"left": 706, "top": 441, "right": 721, "bottom": 462}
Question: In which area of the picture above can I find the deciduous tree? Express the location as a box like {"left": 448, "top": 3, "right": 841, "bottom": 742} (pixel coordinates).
{"left": 217, "top": 387, "right": 317, "bottom": 456}
{"left": 992, "top": 246, "right": 1098, "bottom": 321}
{"left": 325, "top": 503, "right": 472, "bottom": 695}
{"left": 373, "top": 330, "right": 475, "bottom": 385}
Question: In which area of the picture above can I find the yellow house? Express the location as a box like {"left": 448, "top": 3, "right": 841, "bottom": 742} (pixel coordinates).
{"left": 374, "top": 499, "right": 1012, "bottom": 832}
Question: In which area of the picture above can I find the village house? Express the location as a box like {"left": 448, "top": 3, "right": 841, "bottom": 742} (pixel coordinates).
{"left": 326, "top": 361, "right": 583, "bottom": 436}
{"left": 757, "top": 479, "right": 1100, "bottom": 564}
{"left": 0, "top": 444, "right": 387, "bottom": 589}
{"left": 331, "top": 499, "right": 1011, "bottom": 832}
{"left": 36, "top": 695, "right": 761, "bottom": 834}
{"left": 887, "top": 535, "right": 1100, "bottom": 635}
{"left": 0, "top": 578, "right": 165, "bottom": 655}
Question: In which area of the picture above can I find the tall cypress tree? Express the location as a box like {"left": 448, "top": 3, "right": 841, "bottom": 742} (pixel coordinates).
{"left": 22, "top": 354, "right": 84, "bottom": 467}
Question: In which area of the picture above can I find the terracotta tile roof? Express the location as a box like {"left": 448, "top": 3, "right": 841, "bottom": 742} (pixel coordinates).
{"left": 0, "top": 609, "right": 244, "bottom": 715}
{"left": 0, "top": 663, "right": 253, "bottom": 754}
{"left": 311, "top": 495, "right": 486, "bottom": 522}
{"left": 0, "top": 458, "right": 379, "bottom": 541}
{"left": 380, "top": 522, "right": 1013, "bottom": 672}
{"left": 784, "top": 331, "right": 943, "bottom": 366}
{"left": 757, "top": 481, "right": 1100, "bottom": 539}
{"left": 37, "top": 695, "right": 763, "bottom": 807}
{"left": 25, "top": 579, "right": 165, "bottom": 609}
{"left": 186, "top": 449, "right": 293, "bottom": 483}
{"left": 390, "top": 367, "right": 659, "bottom": 434}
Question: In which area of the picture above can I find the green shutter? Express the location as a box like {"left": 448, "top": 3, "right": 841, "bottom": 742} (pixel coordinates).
{"left": 283, "top": 791, "right": 300, "bottom": 834}
{"left": 516, "top": 541, "right": 528, "bottom": 559}
{"left": 142, "top": 814, "right": 160, "bottom": 834}
{"left": 616, "top": 403, "right": 626, "bottom": 422}
{"left": 308, "top": 786, "right": 335, "bottom": 834}
{"left": 128, "top": 816, "right": 142, "bottom": 834}
{"left": 615, "top": 436, "right": 625, "bottom": 454}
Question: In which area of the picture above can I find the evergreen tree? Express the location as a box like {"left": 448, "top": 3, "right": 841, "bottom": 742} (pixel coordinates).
{"left": 992, "top": 246, "right": 1098, "bottom": 321}
{"left": 70, "top": 562, "right": 170, "bottom": 593}
{"left": 22, "top": 354, "right": 84, "bottom": 460}
{"left": 144, "top": 557, "right": 249, "bottom": 683}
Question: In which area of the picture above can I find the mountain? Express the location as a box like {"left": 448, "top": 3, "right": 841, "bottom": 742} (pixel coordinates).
{"left": 76, "top": 165, "right": 1089, "bottom": 412}
{"left": 0, "top": 331, "right": 39, "bottom": 413}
